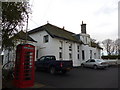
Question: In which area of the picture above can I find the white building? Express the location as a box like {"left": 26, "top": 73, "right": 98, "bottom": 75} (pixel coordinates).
{"left": 2, "top": 31, "right": 36, "bottom": 65}
{"left": 28, "top": 22, "right": 102, "bottom": 67}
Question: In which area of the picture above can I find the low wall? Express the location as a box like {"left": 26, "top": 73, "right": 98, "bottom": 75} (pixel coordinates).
{"left": 104, "top": 59, "right": 120, "bottom": 64}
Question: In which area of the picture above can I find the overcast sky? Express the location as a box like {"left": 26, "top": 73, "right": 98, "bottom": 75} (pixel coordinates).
{"left": 28, "top": 0, "right": 119, "bottom": 42}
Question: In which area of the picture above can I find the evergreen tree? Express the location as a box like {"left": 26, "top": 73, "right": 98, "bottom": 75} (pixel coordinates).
{"left": 2, "top": 1, "right": 31, "bottom": 49}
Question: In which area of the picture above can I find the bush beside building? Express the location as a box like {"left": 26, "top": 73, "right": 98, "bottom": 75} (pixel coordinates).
{"left": 101, "top": 55, "right": 120, "bottom": 59}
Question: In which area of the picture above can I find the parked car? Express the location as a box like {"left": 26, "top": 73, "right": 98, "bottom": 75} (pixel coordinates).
{"left": 81, "top": 59, "right": 108, "bottom": 69}
{"left": 35, "top": 55, "right": 73, "bottom": 74}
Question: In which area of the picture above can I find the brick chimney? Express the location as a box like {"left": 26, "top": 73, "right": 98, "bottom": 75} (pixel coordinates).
{"left": 81, "top": 21, "right": 86, "bottom": 34}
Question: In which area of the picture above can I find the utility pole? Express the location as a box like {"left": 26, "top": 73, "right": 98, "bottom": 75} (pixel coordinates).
{"left": 25, "top": 14, "right": 29, "bottom": 43}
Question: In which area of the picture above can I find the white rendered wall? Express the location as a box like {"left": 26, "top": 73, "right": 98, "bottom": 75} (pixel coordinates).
{"left": 29, "top": 30, "right": 101, "bottom": 67}
{"left": 80, "top": 44, "right": 101, "bottom": 64}
{"left": 29, "top": 31, "right": 56, "bottom": 59}
{"left": 29, "top": 31, "right": 81, "bottom": 66}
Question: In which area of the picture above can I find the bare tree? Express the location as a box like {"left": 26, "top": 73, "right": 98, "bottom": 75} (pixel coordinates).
{"left": 114, "top": 38, "right": 120, "bottom": 55}
{"left": 102, "top": 39, "right": 115, "bottom": 55}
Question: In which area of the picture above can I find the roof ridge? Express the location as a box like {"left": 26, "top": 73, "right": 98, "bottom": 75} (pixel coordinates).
{"left": 45, "top": 23, "right": 76, "bottom": 35}
{"left": 29, "top": 23, "right": 76, "bottom": 35}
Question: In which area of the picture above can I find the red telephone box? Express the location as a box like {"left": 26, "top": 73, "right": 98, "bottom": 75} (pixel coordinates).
{"left": 14, "top": 44, "right": 35, "bottom": 88}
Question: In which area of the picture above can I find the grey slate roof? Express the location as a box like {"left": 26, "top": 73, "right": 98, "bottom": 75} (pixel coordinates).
{"left": 28, "top": 23, "right": 83, "bottom": 44}
{"left": 12, "top": 30, "right": 37, "bottom": 42}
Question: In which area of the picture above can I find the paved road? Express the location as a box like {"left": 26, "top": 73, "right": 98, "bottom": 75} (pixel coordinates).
{"left": 35, "top": 66, "right": 119, "bottom": 88}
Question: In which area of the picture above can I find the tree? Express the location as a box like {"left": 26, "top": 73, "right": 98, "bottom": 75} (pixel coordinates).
{"left": 2, "top": 1, "right": 31, "bottom": 49}
{"left": 1, "top": 1, "right": 31, "bottom": 63}
{"left": 114, "top": 38, "right": 120, "bottom": 55}
{"left": 102, "top": 39, "right": 115, "bottom": 55}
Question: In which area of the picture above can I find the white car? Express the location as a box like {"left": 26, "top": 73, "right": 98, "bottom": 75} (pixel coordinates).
{"left": 81, "top": 59, "right": 108, "bottom": 69}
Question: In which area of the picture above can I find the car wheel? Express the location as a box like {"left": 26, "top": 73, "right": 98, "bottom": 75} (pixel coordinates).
{"left": 93, "top": 65, "right": 97, "bottom": 69}
{"left": 50, "top": 67, "right": 56, "bottom": 74}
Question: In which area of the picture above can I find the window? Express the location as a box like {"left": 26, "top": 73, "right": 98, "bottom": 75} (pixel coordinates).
{"left": 59, "top": 47, "right": 62, "bottom": 50}
{"left": 90, "top": 59, "right": 95, "bottom": 62}
{"left": 86, "top": 37, "right": 87, "bottom": 44}
{"left": 59, "top": 52, "right": 62, "bottom": 59}
{"left": 69, "top": 44, "right": 72, "bottom": 51}
{"left": 45, "top": 56, "right": 55, "bottom": 61}
{"left": 78, "top": 54, "right": 79, "bottom": 59}
{"left": 90, "top": 50, "right": 92, "bottom": 59}
{"left": 82, "top": 50, "right": 85, "bottom": 60}
{"left": 69, "top": 53, "right": 72, "bottom": 59}
{"left": 94, "top": 53, "right": 96, "bottom": 59}
{"left": 36, "top": 50, "right": 38, "bottom": 58}
{"left": 77, "top": 45, "right": 80, "bottom": 52}
{"left": 86, "top": 59, "right": 90, "bottom": 62}
{"left": 39, "top": 56, "right": 45, "bottom": 61}
{"left": 43, "top": 35, "right": 49, "bottom": 43}
{"left": 59, "top": 41, "right": 63, "bottom": 50}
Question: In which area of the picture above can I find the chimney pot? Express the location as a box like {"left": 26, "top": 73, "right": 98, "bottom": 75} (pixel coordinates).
{"left": 82, "top": 21, "right": 83, "bottom": 24}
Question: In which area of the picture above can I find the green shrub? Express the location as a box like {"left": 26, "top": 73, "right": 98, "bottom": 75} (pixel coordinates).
{"left": 101, "top": 55, "right": 120, "bottom": 59}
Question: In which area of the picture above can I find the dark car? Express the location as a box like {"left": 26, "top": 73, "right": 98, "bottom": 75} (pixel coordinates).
{"left": 35, "top": 55, "right": 73, "bottom": 74}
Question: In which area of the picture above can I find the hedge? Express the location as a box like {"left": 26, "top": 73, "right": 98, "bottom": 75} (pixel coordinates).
{"left": 101, "top": 55, "right": 120, "bottom": 59}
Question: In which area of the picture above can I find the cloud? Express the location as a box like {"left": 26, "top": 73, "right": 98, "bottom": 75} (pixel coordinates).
{"left": 28, "top": 0, "right": 118, "bottom": 42}
{"left": 94, "top": 0, "right": 118, "bottom": 15}
{"left": 95, "top": 6, "right": 117, "bottom": 16}
{"left": 118, "top": 1, "right": 120, "bottom": 38}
